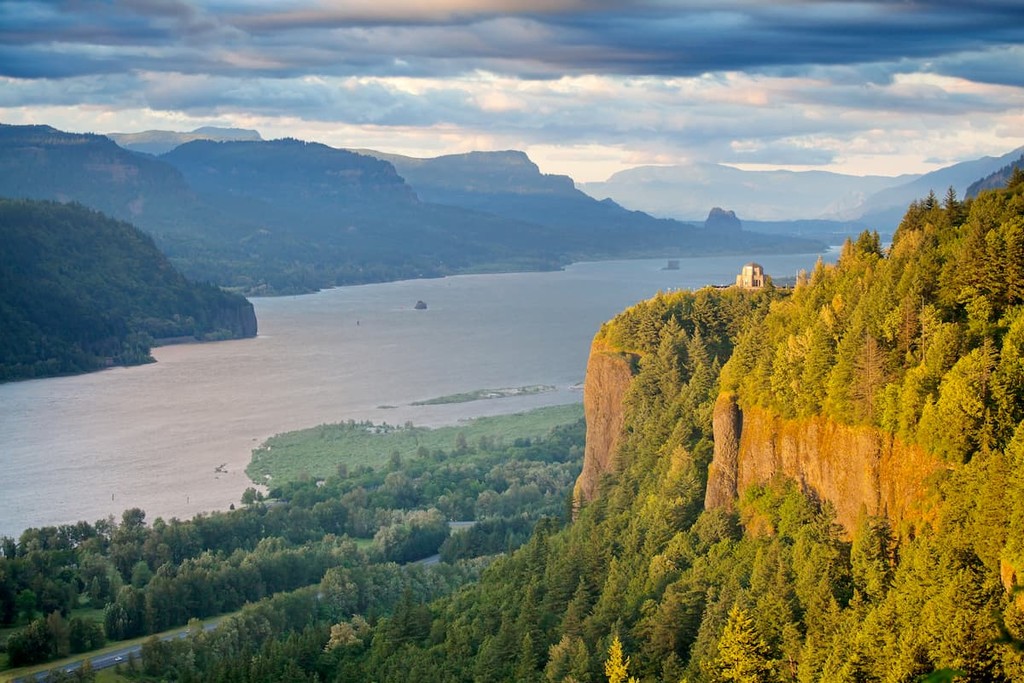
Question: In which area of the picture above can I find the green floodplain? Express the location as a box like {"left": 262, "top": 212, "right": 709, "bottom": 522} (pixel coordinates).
{"left": 246, "top": 402, "right": 584, "bottom": 485}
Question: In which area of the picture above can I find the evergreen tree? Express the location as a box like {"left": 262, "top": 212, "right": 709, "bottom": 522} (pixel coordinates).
{"left": 707, "top": 605, "right": 779, "bottom": 683}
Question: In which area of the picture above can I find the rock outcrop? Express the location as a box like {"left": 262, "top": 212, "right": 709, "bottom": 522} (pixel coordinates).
{"left": 572, "top": 340, "right": 636, "bottom": 507}
{"left": 210, "top": 298, "right": 258, "bottom": 339}
{"left": 705, "top": 398, "right": 945, "bottom": 534}
{"left": 704, "top": 394, "right": 743, "bottom": 510}
{"left": 704, "top": 207, "right": 742, "bottom": 233}
{"left": 573, "top": 336, "right": 946, "bottom": 536}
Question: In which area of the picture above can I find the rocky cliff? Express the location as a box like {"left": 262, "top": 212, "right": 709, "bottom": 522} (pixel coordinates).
{"left": 572, "top": 340, "right": 636, "bottom": 507}
{"left": 575, "top": 356, "right": 945, "bottom": 535}
{"left": 705, "top": 394, "right": 945, "bottom": 534}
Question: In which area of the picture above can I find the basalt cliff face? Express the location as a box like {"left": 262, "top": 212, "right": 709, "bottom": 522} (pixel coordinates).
{"left": 572, "top": 340, "right": 636, "bottom": 507}
{"left": 704, "top": 394, "right": 945, "bottom": 534}
{"left": 574, "top": 352, "right": 944, "bottom": 535}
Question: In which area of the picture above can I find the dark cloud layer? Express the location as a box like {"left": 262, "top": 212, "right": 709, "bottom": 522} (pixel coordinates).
{"left": 2, "top": 1, "right": 1022, "bottom": 177}
{"left": 3, "top": 1, "right": 1022, "bottom": 83}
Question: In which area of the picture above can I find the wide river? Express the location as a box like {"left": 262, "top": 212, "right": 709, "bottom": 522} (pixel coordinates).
{"left": 0, "top": 252, "right": 836, "bottom": 538}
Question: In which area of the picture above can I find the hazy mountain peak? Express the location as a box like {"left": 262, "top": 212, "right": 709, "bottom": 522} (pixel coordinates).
{"left": 107, "top": 126, "right": 264, "bottom": 155}
{"left": 705, "top": 207, "right": 742, "bottom": 232}
{"left": 582, "top": 162, "right": 912, "bottom": 222}
{"left": 360, "top": 148, "right": 575, "bottom": 196}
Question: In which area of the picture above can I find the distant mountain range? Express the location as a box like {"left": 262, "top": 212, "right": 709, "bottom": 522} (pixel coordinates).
{"left": 849, "top": 146, "right": 1024, "bottom": 229}
{"left": 582, "top": 163, "right": 908, "bottom": 223}
{"left": 581, "top": 146, "right": 1024, "bottom": 232}
{"left": 107, "top": 126, "right": 263, "bottom": 155}
{"left": 0, "top": 123, "right": 823, "bottom": 294}
{"left": 357, "top": 149, "right": 818, "bottom": 257}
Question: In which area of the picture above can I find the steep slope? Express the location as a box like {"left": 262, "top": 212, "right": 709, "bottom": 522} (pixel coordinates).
{"left": 0, "top": 124, "right": 281, "bottom": 289}
{"left": 0, "top": 125, "right": 557, "bottom": 292}
{"left": 704, "top": 395, "right": 943, "bottom": 533}
{"left": 0, "top": 199, "right": 256, "bottom": 381}
{"left": 855, "top": 145, "right": 1024, "bottom": 228}
{"left": 160, "top": 139, "right": 561, "bottom": 287}
{"left": 0, "top": 124, "right": 200, "bottom": 226}
{"left": 329, "top": 178, "right": 1024, "bottom": 682}
{"left": 967, "top": 154, "right": 1024, "bottom": 197}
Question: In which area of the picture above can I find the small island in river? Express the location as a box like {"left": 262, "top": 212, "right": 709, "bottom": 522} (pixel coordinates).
{"left": 411, "top": 384, "right": 556, "bottom": 406}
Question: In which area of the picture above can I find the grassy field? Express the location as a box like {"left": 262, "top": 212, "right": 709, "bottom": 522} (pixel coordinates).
{"left": 246, "top": 402, "right": 584, "bottom": 485}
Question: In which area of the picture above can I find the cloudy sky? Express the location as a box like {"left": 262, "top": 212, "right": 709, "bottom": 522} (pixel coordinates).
{"left": 2, "top": 0, "right": 1023, "bottom": 181}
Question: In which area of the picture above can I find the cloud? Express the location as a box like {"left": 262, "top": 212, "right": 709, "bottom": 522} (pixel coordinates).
{"left": 2, "top": 0, "right": 1023, "bottom": 179}
{"left": 3, "top": 1, "right": 1022, "bottom": 81}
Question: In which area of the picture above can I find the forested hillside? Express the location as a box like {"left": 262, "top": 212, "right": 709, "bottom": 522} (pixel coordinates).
{"left": 6, "top": 180, "right": 1024, "bottom": 681}
{"left": 0, "top": 199, "right": 256, "bottom": 382}
{"left": 217, "top": 174, "right": 1023, "bottom": 682}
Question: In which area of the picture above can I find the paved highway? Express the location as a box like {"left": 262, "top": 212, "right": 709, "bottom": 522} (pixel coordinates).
{"left": 11, "top": 619, "right": 221, "bottom": 683}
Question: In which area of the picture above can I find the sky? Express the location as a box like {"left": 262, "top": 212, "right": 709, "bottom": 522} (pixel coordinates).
{"left": 2, "top": 1, "right": 1023, "bottom": 182}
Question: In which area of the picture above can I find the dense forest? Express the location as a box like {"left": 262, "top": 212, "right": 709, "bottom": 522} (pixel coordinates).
{"left": 6, "top": 177, "right": 1024, "bottom": 681}
{"left": 0, "top": 199, "right": 256, "bottom": 382}
{"left": 0, "top": 420, "right": 583, "bottom": 673}
{"left": 271, "top": 174, "right": 1024, "bottom": 682}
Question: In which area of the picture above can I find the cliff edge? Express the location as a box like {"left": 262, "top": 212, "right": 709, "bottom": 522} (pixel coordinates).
{"left": 572, "top": 339, "right": 636, "bottom": 508}
{"left": 705, "top": 395, "right": 945, "bottom": 534}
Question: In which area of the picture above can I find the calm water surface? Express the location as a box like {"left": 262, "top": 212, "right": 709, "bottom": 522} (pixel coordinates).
{"left": 0, "top": 252, "right": 836, "bottom": 538}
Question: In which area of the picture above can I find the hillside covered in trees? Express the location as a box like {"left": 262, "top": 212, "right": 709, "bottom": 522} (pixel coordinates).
{"left": 304, "top": 174, "right": 1024, "bottom": 682}
{"left": 5, "top": 178, "right": 1024, "bottom": 681}
{"left": 0, "top": 199, "right": 256, "bottom": 382}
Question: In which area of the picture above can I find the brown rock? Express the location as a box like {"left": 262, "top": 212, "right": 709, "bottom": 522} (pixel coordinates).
{"left": 572, "top": 340, "right": 636, "bottom": 508}
{"left": 706, "top": 400, "right": 945, "bottom": 537}
{"left": 704, "top": 393, "right": 743, "bottom": 511}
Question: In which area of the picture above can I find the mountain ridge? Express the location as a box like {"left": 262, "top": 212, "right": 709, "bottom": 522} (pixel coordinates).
{"left": 0, "top": 198, "right": 256, "bottom": 382}
{"left": 0, "top": 123, "right": 827, "bottom": 294}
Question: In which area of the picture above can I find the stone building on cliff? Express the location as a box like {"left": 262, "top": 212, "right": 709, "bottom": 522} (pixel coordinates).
{"left": 736, "top": 262, "right": 765, "bottom": 289}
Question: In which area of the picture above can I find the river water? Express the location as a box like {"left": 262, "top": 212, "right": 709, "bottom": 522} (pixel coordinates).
{"left": 0, "top": 252, "right": 835, "bottom": 538}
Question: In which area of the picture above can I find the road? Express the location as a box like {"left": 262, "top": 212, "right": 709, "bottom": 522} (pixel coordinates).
{"left": 9, "top": 522, "right": 477, "bottom": 681}
{"left": 10, "top": 619, "right": 221, "bottom": 683}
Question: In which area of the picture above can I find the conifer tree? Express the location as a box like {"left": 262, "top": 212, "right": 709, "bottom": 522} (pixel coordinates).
{"left": 604, "top": 634, "right": 639, "bottom": 683}
{"left": 708, "top": 605, "right": 779, "bottom": 683}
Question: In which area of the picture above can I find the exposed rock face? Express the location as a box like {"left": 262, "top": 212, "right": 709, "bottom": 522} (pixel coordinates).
{"left": 220, "top": 299, "right": 258, "bottom": 339}
{"left": 704, "top": 394, "right": 743, "bottom": 511}
{"left": 706, "top": 400, "right": 945, "bottom": 534}
{"left": 572, "top": 341, "right": 636, "bottom": 507}
{"left": 704, "top": 207, "right": 742, "bottom": 233}
{"left": 573, "top": 332, "right": 945, "bottom": 535}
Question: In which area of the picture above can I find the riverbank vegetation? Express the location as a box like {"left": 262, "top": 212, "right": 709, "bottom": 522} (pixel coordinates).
{"left": 44, "top": 178, "right": 1024, "bottom": 682}
{"left": 0, "top": 410, "right": 584, "bottom": 674}
{"left": 247, "top": 403, "right": 582, "bottom": 484}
